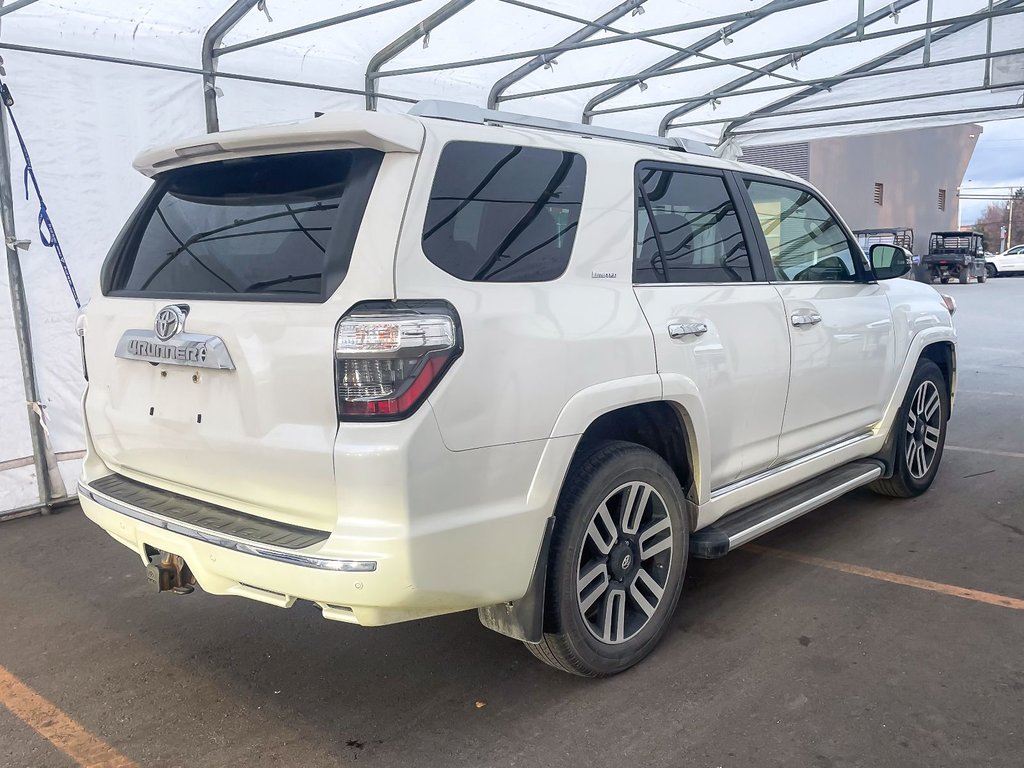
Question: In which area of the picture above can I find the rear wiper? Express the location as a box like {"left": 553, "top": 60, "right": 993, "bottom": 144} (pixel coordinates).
{"left": 245, "top": 272, "right": 322, "bottom": 292}
{"left": 140, "top": 202, "right": 337, "bottom": 290}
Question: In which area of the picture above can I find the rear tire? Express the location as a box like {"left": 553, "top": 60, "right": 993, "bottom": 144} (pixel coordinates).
{"left": 958, "top": 270, "right": 970, "bottom": 284}
{"left": 940, "top": 277, "right": 950, "bottom": 284}
{"left": 978, "top": 270, "right": 987, "bottom": 283}
{"left": 525, "top": 440, "right": 688, "bottom": 677}
{"left": 870, "top": 360, "right": 948, "bottom": 498}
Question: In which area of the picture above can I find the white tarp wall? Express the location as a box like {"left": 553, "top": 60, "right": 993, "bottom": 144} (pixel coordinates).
{"left": 0, "top": 0, "right": 1022, "bottom": 512}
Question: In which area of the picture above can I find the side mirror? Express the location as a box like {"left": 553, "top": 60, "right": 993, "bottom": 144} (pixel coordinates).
{"left": 870, "top": 243, "right": 912, "bottom": 280}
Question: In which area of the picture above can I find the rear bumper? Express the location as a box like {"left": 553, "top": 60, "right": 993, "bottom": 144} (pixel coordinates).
{"left": 78, "top": 428, "right": 572, "bottom": 626}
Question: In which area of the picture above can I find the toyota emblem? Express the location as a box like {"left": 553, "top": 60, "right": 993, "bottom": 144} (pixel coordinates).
{"left": 154, "top": 305, "right": 187, "bottom": 341}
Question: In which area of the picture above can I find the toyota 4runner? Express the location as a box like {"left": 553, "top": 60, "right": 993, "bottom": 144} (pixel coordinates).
{"left": 78, "top": 101, "right": 957, "bottom": 677}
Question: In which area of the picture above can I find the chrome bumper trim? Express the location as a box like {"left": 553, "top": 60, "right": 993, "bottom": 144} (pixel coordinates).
{"left": 78, "top": 482, "right": 377, "bottom": 572}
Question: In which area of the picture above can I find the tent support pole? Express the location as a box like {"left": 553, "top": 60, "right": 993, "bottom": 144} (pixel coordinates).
{"left": 365, "top": 0, "right": 477, "bottom": 110}
{"left": 488, "top": 0, "right": 646, "bottom": 111}
{"left": 202, "top": 0, "right": 260, "bottom": 133}
{"left": 0, "top": 101, "right": 54, "bottom": 513}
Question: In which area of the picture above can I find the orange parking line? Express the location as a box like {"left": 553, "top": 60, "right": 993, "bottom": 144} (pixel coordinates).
{"left": 746, "top": 545, "right": 1024, "bottom": 611}
{"left": 0, "top": 665, "right": 138, "bottom": 768}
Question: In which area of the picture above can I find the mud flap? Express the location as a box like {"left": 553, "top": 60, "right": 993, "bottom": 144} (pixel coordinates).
{"left": 477, "top": 516, "right": 554, "bottom": 644}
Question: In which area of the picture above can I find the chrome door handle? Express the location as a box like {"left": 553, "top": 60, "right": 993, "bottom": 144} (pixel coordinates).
{"left": 668, "top": 322, "right": 708, "bottom": 338}
{"left": 791, "top": 312, "right": 822, "bottom": 327}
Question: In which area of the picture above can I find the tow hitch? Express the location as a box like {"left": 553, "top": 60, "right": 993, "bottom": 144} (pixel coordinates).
{"left": 145, "top": 548, "right": 196, "bottom": 594}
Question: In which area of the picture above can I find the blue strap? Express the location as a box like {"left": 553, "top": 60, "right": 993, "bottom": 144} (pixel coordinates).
{"left": 2, "top": 81, "right": 81, "bottom": 309}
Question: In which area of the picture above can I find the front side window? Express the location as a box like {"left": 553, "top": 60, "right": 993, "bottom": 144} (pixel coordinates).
{"left": 422, "top": 141, "right": 586, "bottom": 282}
{"left": 745, "top": 180, "right": 859, "bottom": 282}
{"left": 105, "top": 149, "right": 383, "bottom": 301}
{"left": 634, "top": 167, "right": 754, "bottom": 283}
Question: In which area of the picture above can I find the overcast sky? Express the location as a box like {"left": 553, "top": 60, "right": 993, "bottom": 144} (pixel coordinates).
{"left": 959, "top": 117, "right": 1024, "bottom": 226}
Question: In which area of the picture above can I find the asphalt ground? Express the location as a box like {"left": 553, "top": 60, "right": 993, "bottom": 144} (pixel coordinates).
{"left": 2, "top": 278, "right": 1022, "bottom": 768}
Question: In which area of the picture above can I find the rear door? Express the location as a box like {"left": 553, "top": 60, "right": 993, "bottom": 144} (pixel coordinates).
{"left": 632, "top": 163, "right": 790, "bottom": 489}
{"left": 83, "top": 148, "right": 401, "bottom": 531}
{"left": 741, "top": 175, "right": 895, "bottom": 462}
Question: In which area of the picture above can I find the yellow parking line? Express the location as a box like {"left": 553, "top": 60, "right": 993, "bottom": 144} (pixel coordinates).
{"left": 746, "top": 545, "right": 1024, "bottom": 611}
{"left": 0, "top": 665, "right": 138, "bottom": 768}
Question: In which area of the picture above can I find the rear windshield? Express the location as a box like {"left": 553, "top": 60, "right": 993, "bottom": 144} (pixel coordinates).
{"left": 104, "top": 149, "right": 383, "bottom": 301}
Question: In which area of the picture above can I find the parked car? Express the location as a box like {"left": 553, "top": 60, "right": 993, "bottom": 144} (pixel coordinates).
{"left": 77, "top": 102, "right": 957, "bottom": 677}
{"left": 924, "top": 231, "right": 987, "bottom": 284}
{"left": 986, "top": 243, "right": 1024, "bottom": 277}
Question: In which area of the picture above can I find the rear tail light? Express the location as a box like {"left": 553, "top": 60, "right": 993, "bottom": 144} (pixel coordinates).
{"left": 334, "top": 301, "right": 461, "bottom": 421}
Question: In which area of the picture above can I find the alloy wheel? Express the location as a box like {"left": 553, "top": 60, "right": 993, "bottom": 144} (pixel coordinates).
{"left": 575, "top": 481, "right": 674, "bottom": 645}
{"left": 905, "top": 380, "right": 943, "bottom": 479}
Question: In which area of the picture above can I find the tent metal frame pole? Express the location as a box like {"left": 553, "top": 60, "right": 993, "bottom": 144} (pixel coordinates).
{"left": 0, "top": 42, "right": 418, "bottom": 104}
{"left": 580, "top": 0, "right": 812, "bottom": 123}
{"left": 667, "top": 79, "right": 1024, "bottom": 129}
{"left": 0, "top": 98, "right": 54, "bottom": 512}
{"left": 215, "top": 0, "right": 420, "bottom": 57}
{"left": 984, "top": 0, "right": 995, "bottom": 87}
{"left": 202, "top": 0, "right": 260, "bottom": 133}
{"left": 490, "top": 0, "right": 802, "bottom": 115}
{"left": 513, "top": 2, "right": 1022, "bottom": 106}
{"left": 717, "top": 0, "right": 1024, "bottom": 138}
{"left": 0, "top": 0, "right": 38, "bottom": 18}
{"left": 728, "top": 101, "right": 1024, "bottom": 138}
{"left": 644, "top": 46, "right": 1024, "bottom": 130}
{"left": 374, "top": 0, "right": 829, "bottom": 81}
{"left": 488, "top": 0, "right": 647, "bottom": 110}
{"left": 657, "top": 0, "right": 923, "bottom": 134}
{"left": 365, "top": 0, "right": 477, "bottom": 110}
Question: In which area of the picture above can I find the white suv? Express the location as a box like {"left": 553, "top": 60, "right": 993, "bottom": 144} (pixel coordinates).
{"left": 78, "top": 102, "right": 956, "bottom": 677}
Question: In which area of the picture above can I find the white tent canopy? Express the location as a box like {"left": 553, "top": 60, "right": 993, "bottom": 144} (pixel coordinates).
{"left": 1, "top": 0, "right": 1022, "bottom": 514}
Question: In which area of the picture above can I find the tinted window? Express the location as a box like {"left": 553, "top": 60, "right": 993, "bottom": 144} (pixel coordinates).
{"left": 745, "top": 180, "right": 859, "bottom": 282}
{"left": 106, "top": 149, "right": 382, "bottom": 300}
{"left": 422, "top": 142, "right": 586, "bottom": 282}
{"left": 635, "top": 167, "right": 753, "bottom": 283}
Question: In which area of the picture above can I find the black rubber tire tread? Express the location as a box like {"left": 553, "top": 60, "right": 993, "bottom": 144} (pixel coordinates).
{"left": 524, "top": 440, "right": 688, "bottom": 677}
{"left": 958, "top": 270, "right": 970, "bottom": 284}
{"left": 870, "top": 359, "right": 948, "bottom": 498}
{"left": 986, "top": 264, "right": 998, "bottom": 278}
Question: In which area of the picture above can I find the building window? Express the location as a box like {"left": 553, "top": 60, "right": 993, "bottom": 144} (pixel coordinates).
{"left": 873, "top": 182, "right": 884, "bottom": 207}
{"left": 938, "top": 188, "right": 947, "bottom": 211}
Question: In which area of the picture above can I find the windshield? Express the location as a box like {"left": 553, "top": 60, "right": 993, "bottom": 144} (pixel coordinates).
{"left": 104, "top": 149, "right": 383, "bottom": 301}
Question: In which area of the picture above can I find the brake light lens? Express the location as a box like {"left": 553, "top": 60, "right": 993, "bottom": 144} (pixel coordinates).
{"left": 335, "top": 302, "right": 461, "bottom": 421}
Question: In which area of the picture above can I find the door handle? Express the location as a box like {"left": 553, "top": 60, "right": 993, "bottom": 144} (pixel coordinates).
{"left": 791, "top": 312, "right": 822, "bottom": 327}
{"left": 668, "top": 322, "right": 708, "bottom": 338}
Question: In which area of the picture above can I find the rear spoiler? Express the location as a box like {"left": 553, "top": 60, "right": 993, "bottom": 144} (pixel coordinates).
{"left": 134, "top": 111, "right": 424, "bottom": 177}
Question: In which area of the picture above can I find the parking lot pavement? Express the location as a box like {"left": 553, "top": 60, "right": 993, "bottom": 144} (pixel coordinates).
{"left": 2, "top": 279, "right": 1023, "bottom": 768}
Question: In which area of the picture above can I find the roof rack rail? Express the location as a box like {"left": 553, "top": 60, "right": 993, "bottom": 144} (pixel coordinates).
{"left": 408, "top": 100, "right": 714, "bottom": 156}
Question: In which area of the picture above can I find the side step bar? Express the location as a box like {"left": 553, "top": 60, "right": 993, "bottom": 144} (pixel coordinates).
{"left": 689, "top": 460, "right": 884, "bottom": 559}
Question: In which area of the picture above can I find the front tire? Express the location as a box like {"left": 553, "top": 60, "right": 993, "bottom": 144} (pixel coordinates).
{"left": 986, "top": 263, "right": 998, "bottom": 279}
{"left": 870, "top": 360, "right": 948, "bottom": 498}
{"left": 526, "top": 441, "right": 688, "bottom": 677}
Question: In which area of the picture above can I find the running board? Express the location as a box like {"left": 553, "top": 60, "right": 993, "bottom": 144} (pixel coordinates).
{"left": 689, "top": 460, "right": 884, "bottom": 559}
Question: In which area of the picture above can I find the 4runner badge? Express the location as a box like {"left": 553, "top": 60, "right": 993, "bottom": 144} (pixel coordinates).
{"left": 114, "top": 306, "right": 234, "bottom": 370}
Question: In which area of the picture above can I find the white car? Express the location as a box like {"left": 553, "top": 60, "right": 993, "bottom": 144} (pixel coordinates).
{"left": 77, "top": 102, "right": 957, "bottom": 677}
{"left": 986, "top": 244, "right": 1024, "bottom": 277}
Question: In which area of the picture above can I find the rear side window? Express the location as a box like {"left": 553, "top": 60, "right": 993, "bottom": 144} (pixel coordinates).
{"left": 422, "top": 141, "right": 586, "bottom": 282}
{"left": 104, "top": 149, "right": 383, "bottom": 301}
{"left": 635, "top": 166, "right": 754, "bottom": 283}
